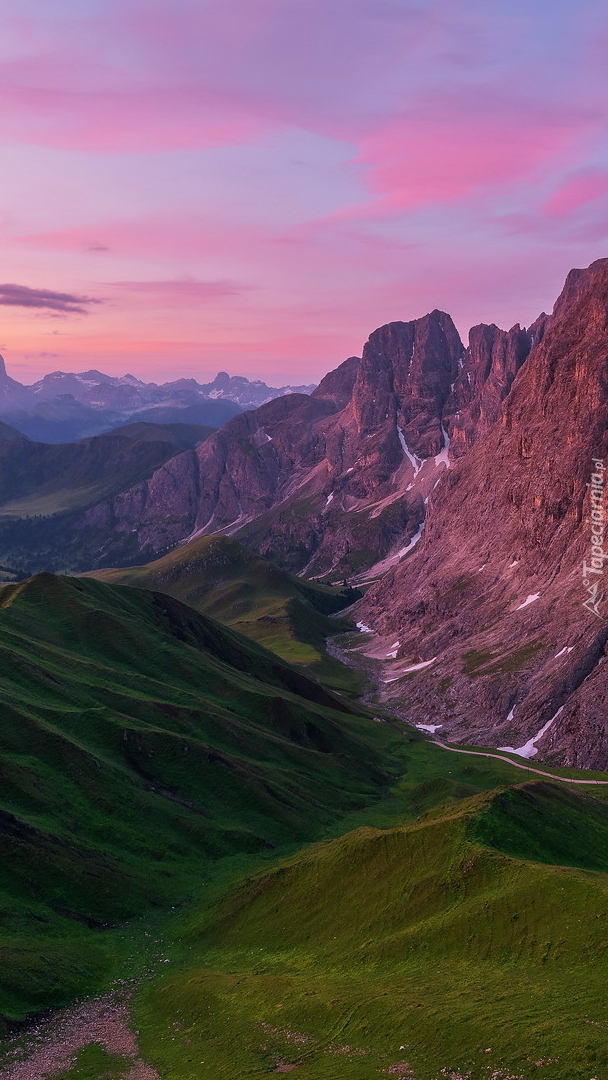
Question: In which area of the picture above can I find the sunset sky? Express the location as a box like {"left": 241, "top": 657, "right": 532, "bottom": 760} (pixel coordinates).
{"left": 2, "top": 0, "right": 608, "bottom": 384}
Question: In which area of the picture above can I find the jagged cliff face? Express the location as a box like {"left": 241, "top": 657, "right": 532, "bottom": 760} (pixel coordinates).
{"left": 87, "top": 312, "right": 472, "bottom": 576}
{"left": 75, "top": 305, "right": 540, "bottom": 580}
{"left": 10, "top": 257, "right": 607, "bottom": 766}
{"left": 445, "top": 322, "right": 532, "bottom": 457}
{"left": 357, "top": 258, "right": 608, "bottom": 768}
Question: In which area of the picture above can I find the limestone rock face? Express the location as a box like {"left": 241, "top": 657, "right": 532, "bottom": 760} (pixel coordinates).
{"left": 90, "top": 311, "right": 468, "bottom": 577}
{"left": 9, "top": 258, "right": 608, "bottom": 768}
{"left": 357, "top": 257, "right": 608, "bottom": 768}
{"left": 446, "top": 322, "right": 532, "bottom": 457}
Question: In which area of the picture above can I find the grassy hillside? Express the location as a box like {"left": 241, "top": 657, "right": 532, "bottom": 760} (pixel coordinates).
{"left": 134, "top": 780, "right": 608, "bottom": 1080}
{"left": 88, "top": 535, "right": 363, "bottom": 694}
{"left": 0, "top": 573, "right": 402, "bottom": 1023}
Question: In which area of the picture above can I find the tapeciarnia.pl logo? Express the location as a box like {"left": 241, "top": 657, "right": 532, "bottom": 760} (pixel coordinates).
{"left": 582, "top": 457, "right": 606, "bottom": 618}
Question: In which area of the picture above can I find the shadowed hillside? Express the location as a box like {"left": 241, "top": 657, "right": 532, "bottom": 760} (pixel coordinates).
{"left": 0, "top": 422, "right": 214, "bottom": 576}
{"left": 0, "top": 573, "right": 402, "bottom": 1023}
{"left": 88, "top": 534, "right": 362, "bottom": 693}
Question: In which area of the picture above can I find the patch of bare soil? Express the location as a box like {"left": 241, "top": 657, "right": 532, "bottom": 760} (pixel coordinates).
{"left": 0, "top": 987, "right": 160, "bottom": 1080}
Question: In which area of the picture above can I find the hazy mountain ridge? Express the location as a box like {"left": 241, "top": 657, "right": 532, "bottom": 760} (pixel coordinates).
{"left": 0, "top": 359, "right": 315, "bottom": 443}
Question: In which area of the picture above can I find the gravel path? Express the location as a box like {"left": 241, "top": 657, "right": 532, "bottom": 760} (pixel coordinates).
{"left": 0, "top": 987, "right": 160, "bottom": 1080}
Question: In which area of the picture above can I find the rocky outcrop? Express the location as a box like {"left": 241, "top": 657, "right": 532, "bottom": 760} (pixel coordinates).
{"left": 446, "top": 322, "right": 532, "bottom": 457}
{"left": 0, "top": 354, "right": 32, "bottom": 410}
{"left": 356, "top": 257, "right": 608, "bottom": 768}
{"left": 83, "top": 311, "right": 470, "bottom": 576}
{"left": 56, "top": 304, "right": 554, "bottom": 580}
{"left": 311, "top": 355, "right": 360, "bottom": 410}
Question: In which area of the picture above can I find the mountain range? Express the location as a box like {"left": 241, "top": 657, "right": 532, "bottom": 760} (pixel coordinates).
{"left": 2, "top": 260, "right": 608, "bottom": 1080}
{"left": 7, "top": 259, "right": 598, "bottom": 769}
{"left": 0, "top": 360, "right": 315, "bottom": 443}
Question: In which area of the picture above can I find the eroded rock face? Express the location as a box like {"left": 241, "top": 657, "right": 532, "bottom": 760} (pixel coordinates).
{"left": 446, "top": 322, "right": 532, "bottom": 457}
{"left": 84, "top": 311, "right": 469, "bottom": 577}
{"left": 356, "top": 257, "right": 608, "bottom": 768}
{"left": 13, "top": 259, "right": 608, "bottom": 767}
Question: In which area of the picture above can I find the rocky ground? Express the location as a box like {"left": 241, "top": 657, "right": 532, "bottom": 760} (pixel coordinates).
{"left": 0, "top": 987, "right": 159, "bottom": 1080}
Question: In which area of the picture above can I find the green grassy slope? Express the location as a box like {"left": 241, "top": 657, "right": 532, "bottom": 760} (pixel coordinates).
{"left": 135, "top": 780, "right": 608, "bottom": 1080}
{"left": 88, "top": 535, "right": 363, "bottom": 693}
{"left": 0, "top": 573, "right": 402, "bottom": 1023}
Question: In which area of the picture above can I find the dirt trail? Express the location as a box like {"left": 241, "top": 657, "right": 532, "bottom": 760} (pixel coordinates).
{"left": 0, "top": 987, "right": 160, "bottom": 1080}
{"left": 329, "top": 631, "right": 608, "bottom": 787}
{"left": 432, "top": 739, "right": 608, "bottom": 785}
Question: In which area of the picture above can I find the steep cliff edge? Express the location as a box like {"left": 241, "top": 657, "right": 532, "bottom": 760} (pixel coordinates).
{"left": 357, "top": 258, "right": 608, "bottom": 768}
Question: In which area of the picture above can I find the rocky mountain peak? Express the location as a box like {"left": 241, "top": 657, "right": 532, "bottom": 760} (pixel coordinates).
{"left": 446, "top": 321, "right": 533, "bottom": 457}
{"left": 351, "top": 310, "right": 464, "bottom": 456}
{"left": 549, "top": 256, "right": 608, "bottom": 325}
{"left": 311, "top": 355, "right": 360, "bottom": 409}
{"left": 356, "top": 257, "right": 608, "bottom": 767}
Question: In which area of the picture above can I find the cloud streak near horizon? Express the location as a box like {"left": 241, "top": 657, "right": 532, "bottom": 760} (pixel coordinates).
{"left": 0, "top": 283, "right": 101, "bottom": 314}
{"left": 1, "top": 0, "right": 608, "bottom": 381}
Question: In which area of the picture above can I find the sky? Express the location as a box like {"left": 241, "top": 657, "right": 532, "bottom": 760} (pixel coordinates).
{"left": 1, "top": 0, "right": 608, "bottom": 385}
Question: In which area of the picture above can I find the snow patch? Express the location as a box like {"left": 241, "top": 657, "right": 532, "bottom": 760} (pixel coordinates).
{"left": 433, "top": 422, "right": 451, "bottom": 468}
{"left": 508, "top": 559, "right": 519, "bottom": 568}
{"left": 506, "top": 706, "right": 515, "bottom": 722}
{"left": 397, "top": 425, "right": 423, "bottom": 476}
{"left": 498, "top": 706, "right": 564, "bottom": 758}
{"left": 554, "top": 646, "right": 574, "bottom": 658}
{"left": 356, "top": 621, "right": 373, "bottom": 633}
{"left": 416, "top": 723, "right": 443, "bottom": 733}
{"left": 352, "top": 523, "right": 425, "bottom": 583}
{"left": 384, "top": 656, "right": 437, "bottom": 682}
{"left": 398, "top": 522, "right": 424, "bottom": 557}
{"left": 516, "top": 593, "right": 540, "bottom": 610}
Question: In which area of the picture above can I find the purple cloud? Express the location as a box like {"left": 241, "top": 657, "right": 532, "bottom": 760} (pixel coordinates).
{"left": 0, "top": 283, "right": 102, "bottom": 314}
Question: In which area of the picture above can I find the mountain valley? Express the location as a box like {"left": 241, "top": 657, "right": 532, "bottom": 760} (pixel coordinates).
{"left": 1, "top": 260, "right": 608, "bottom": 1080}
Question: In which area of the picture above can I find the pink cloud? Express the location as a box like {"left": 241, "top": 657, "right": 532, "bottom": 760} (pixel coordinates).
{"left": 0, "top": 82, "right": 265, "bottom": 153}
{"left": 544, "top": 170, "right": 608, "bottom": 216}
{"left": 0, "top": 1, "right": 437, "bottom": 153}
{"left": 356, "top": 112, "right": 586, "bottom": 210}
